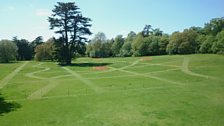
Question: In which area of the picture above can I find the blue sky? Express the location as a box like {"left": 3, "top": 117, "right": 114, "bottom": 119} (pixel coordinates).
{"left": 0, "top": 0, "right": 223, "bottom": 41}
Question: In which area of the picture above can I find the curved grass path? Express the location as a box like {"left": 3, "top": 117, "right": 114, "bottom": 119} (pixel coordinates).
{"left": 25, "top": 63, "right": 50, "bottom": 80}
{"left": 28, "top": 58, "right": 182, "bottom": 100}
{"left": 1, "top": 55, "right": 224, "bottom": 126}
{"left": 181, "top": 57, "right": 224, "bottom": 81}
{"left": 26, "top": 63, "right": 71, "bottom": 99}
{"left": 26, "top": 57, "right": 217, "bottom": 100}
{"left": 32, "top": 59, "right": 144, "bottom": 96}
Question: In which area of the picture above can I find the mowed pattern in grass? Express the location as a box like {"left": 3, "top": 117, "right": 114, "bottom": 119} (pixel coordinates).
{"left": 0, "top": 54, "right": 224, "bottom": 126}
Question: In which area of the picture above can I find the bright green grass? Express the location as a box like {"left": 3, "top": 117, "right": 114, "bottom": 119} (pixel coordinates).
{"left": 0, "top": 62, "right": 23, "bottom": 80}
{"left": 0, "top": 54, "right": 224, "bottom": 126}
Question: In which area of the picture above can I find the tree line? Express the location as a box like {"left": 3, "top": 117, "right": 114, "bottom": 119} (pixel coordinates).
{"left": 0, "top": 2, "right": 223, "bottom": 64}
{"left": 87, "top": 17, "right": 224, "bottom": 58}
{"left": 0, "top": 35, "right": 59, "bottom": 63}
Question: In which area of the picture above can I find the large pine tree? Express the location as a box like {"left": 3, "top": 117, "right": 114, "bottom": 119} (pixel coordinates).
{"left": 48, "top": 2, "right": 91, "bottom": 65}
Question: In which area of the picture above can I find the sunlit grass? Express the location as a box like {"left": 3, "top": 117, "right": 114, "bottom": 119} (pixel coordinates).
{"left": 0, "top": 54, "right": 223, "bottom": 126}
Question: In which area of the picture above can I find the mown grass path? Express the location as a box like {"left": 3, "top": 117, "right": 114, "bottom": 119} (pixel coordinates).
{"left": 62, "top": 67, "right": 104, "bottom": 93}
{"left": 0, "top": 61, "right": 29, "bottom": 89}
{"left": 25, "top": 63, "right": 50, "bottom": 80}
{"left": 1, "top": 55, "right": 224, "bottom": 126}
{"left": 27, "top": 63, "right": 70, "bottom": 99}
{"left": 181, "top": 57, "right": 224, "bottom": 81}
{"left": 108, "top": 66, "right": 184, "bottom": 86}
{"left": 27, "top": 79, "right": 59, "bottom": 100}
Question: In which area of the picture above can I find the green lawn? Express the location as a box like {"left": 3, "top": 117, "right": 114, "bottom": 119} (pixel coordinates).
{"left": 0, "top": 54, "right": 224, "bottom": 126}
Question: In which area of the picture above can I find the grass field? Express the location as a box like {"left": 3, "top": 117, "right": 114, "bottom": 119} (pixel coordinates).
{"left": 0, "top": 54, "right": 224, "bottom": 126}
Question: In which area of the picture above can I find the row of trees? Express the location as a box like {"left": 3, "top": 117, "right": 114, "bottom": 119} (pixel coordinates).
{"left": 167, "top": 18, "right": 224, "bottom": 55}
{"left": 86, "top": 31, "right": 169, "bottom": 58}
{"left": 0, "top": 2, "right": 223, "bottom": 63}
{"left": 12, "top": 36, "right": 42, "bottom": 60}
{"left": 87, "top": 17, "right": 224, "bottom": 58}
{"left": 0, "top": 36, "right": 56, "bottom": 63}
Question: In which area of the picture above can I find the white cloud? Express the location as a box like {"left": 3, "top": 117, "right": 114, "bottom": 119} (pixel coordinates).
{"left": 35, "top": 9, "right": 51, "bottom": 17}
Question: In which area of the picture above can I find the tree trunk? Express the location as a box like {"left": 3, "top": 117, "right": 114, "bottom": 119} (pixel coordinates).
{"left": 66, "top": 49, "right": 72, "bottom": 65}
{"left": 64, "top": 15, "right": 72, "bottom": 65}
{"left": 66, "top": 57, "right": 72, "bottom": 65}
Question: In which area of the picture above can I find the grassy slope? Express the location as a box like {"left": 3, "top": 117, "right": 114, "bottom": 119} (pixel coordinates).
{"left": 0, "top": 62, "right": 23, "bottom": 80}
{"left": 0, "top": 54, "right": 223, "bottom": 126}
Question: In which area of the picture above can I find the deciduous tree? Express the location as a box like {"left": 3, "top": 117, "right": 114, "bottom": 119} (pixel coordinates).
{"left": 12, "top": 37, "right": 32, "bottom": 60}
{"left": 0, "top": 40, "right": 18, "bottom": 63}
{"left": 34, "top": 39, "right": 55, "bottom": 61}
{"left": 120, "top": 31, "right": 136, "bottom": 57}
{"left": 111, "top": 35, "right": 124, "bottom": 56}
{"left": 212, "top": 30, "right": 224, "bottom": 54}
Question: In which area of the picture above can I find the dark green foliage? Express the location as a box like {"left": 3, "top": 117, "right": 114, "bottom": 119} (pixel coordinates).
{"left": 132, "top": 33, "right": 149, "bottom": 56}
{"left": 48, "top": 2, "right": 91, "bottom": 65}
{"left": 74, "top": 42, "right": 87, "bottom": 57}
{"left": 53, "top": 37, "right": 68, "bottom": 64}
{"left": 111, "top": 35, "right": 124, "bottom": 56}
{"left": 12, "top": 37, "right": 32, "bottom": 60}
{"left": 142, "top": 25, "right": 153, "bottom": 37}
{"left": 1, "top": 17, "right": 222, "bottom": 61}
{"left": 212, "top": 30, "right": 224, "bottom": 54}
{"left": 158, "top": 35, "right": 169, "bottom": 55}
{"left": 120, "top": 41, "right": 132, "bottom": 57}
{"left": 120, "top": 31, "right": 136, "bottom": 57}
{"left": 0, "top": 40, "right": 18, "bottom": 63}
{"left": 167, "top": 29, "right": 198, "bottom": 54}
{"left": 204, "top": 17, "right": 224, "bottom": 36}
{"left": 199, "top": 35, "right": 215, "bottom": 53}
{"left": 132, "top": 32, "right": 168, "bottom": 56}
{"left": 148, "top": 36, "right": 160, "bottom": 55}
{"left": 166, "top": 33, "right": 179, "bottom": 55}
{"left": 84, "top": 17, "right": 223, "bottom": 58}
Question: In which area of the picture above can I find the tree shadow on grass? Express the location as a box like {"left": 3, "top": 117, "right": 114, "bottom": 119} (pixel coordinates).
{"left": 59, "top": 62, "right": 112, "bottom": 67}
{"left": 0, "top": 61, "right": 19, "bottom": 64}
{"left": 0, "top": 94, "right": 21, "bottom": 116}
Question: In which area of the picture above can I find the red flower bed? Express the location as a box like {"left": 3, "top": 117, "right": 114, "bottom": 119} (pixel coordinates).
{"left": 93, "top": 66, "right": 107, "bottom": 71}
{"left": 141, "top": 57, "right": 153, "bottom": 61}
